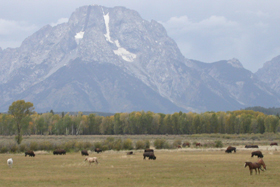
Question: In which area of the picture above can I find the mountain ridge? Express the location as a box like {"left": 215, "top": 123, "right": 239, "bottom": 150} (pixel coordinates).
{"left": 0, "top": 5, "right": 280, "bottom": 113}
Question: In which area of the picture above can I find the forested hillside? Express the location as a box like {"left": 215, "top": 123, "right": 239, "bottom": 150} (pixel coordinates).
{"left": 244, "top": 106, "right": 280, "bottom": 115}
{"left": 1, "top": 110, "right": 279, "bottom": 136}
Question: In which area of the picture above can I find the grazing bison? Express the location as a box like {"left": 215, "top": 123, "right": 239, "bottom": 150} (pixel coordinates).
{"left": 245, "top": 145, "right": 259, "bottom": 148}
{"left": 177, "top": 145, "right": 182, "bottom": 148}
{"left": 143, "top": 152, "right": 156, "bottom": 160}
{"left": 251, "top": 151, "right": 263, "bottom": 158}
{"left": 182, "top": 142, "right": 190, "bottom": 147}
{"left": 94, "top": 148, "right": 102, "bottom": 153}
{"left": 127, "top": 151, "right": 133, "bottom": 155}
{"left": 53, "top": 149, "right": 66, "bottom": 155}
{"left": 81, "top": 150, "right": 89, "bottom": 156}
{"left": 25, "top": 150, "right": 35, "bottom": 157}
{"left": 144, "top": 148, "right": 154, "bottom": 152}
{"left": 270, "top": 142, "right": 278, "bottom": 146}
{"left": 225, "top": 146, "right": 236, "bottom": 153}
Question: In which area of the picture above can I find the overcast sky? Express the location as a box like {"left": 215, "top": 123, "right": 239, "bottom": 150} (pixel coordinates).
{"left": 1, "top": 0, "right": 280, "bottom": 72}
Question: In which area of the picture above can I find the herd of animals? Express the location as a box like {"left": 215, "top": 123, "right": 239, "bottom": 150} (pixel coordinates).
{"left": 224, "top": 142, "right": 278, "bottom": 175}
{"left": 6, "top": 142, "right": 278, "bottom": 175}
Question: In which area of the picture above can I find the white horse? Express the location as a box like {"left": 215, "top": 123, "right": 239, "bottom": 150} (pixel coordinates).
{"left": 84, "top": 157, "right": 98, "bottom": 165}
{"left": 7, "top": 158, "right": 13, "bottom": 168}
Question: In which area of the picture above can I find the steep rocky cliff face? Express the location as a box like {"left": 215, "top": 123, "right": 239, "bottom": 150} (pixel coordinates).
{"left": 0, "top": 5, "right": 279, "bottom": 113}
{"left": 255, "top": 55, "right": 280, "bottom": 94}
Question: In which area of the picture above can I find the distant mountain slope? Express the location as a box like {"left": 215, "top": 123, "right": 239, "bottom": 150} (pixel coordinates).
{"left": 0, "top": 5, "right": 280, "bottom": 113}
{"left": 255, "top": 55, "right": 280, "bottom": 94}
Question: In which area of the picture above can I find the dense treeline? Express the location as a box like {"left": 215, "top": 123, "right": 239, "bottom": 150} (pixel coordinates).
{"left": 0, "top": 110, "right": 279, "bottom": 136}
{"left": 244, "top": 106, "right": 280, "bottom": 115}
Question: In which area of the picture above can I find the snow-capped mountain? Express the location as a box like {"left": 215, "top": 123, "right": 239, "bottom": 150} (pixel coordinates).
{"left": 0, "top": 5, "right": 280, "bottom": 113}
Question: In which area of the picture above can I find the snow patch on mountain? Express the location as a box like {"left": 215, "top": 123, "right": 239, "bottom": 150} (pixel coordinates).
{"left": 103, "top": 12, "right": 113, "bottom": 43}
{"left": 101, "top": 8, "right": 136, "bottom": 62}
{"left": 75, "top": 31, "right": 84, "bottom": 44}
{"left": 113, "top": 40, "right": 136, "bottom": 62}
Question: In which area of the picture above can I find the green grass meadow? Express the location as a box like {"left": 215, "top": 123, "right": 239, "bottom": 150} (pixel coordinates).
{"left": 1, "top": 149, "right": 280, "bottom": 187}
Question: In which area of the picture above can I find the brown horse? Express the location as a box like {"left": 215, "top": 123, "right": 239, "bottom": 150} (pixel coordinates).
{"left": 195, "top": 143, "right": 202, "bottom": 147}
{"left": 257, "top": 158, "right": 266, "bottom": 170}
{"left": 244, "top": 162, "right": 263, "bottom": 175}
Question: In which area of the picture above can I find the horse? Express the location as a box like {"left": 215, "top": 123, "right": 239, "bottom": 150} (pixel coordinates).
{"left": 244, "top": 162, "right": 263, "bottom": 175}
{"left": 257, "top": 158, "right": 266, "bottom": 170}
{"left": 195, "top": 143, "right": 202, "bottom": 147}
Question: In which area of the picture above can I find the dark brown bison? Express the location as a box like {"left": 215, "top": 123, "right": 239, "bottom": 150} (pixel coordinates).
{"left": 127, "top": 151, "right": 133, "bottom": 155}
{"left": 182, "top": 142, "right": 190, "bottom": 147}
{"left": 53, "top": 149, "right": 66, "bottom": 155}
{"left": 270, "top": 142, "right": 278, "bottom": 146}
{"left": 25, "top": 150, "right": 35, "bottom": 157}
{"left": 245, "top": 145, "right": 259, "bottom": 148}
{"left": 94, "top": 148, "right": 102, "bottom": 153}
{"left": 177, "top": 145, "right": 182, "bottom": 148}
{"left": 81, "top": 150, "right": 89, "bottom": 156}
{"left": 251, "top": 151, "right": 264, "bottom": 158}
{"left": 225, "top": 146, "right": 236, "bottom": 153}
{"left": 144, "top": 148, "right": 154, "bottom": 152}
{"left": 143, "top": 152, "right": 156, "bottom": 160}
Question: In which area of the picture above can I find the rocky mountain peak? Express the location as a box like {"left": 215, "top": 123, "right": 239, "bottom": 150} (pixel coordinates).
{"left": 227, "top": 58, "right": 243, "bottom": 68}
{"left": 0, "top": 5, "right": 280, "bottom": 113}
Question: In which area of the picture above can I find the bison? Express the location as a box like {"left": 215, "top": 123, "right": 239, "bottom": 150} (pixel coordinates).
{"left": 127, "top": 151, "right": 133, "bottom": 155}
{"left": 251, "top": 151, "right": 264, "bottom": 158}
{"left": 94, "top": 148, "right": 102, "bottom": 153}
{"left": 81, "top": 150, "right": 89, "bottom": 156}
{"left": 144, "top": 148, "right": 154, "bottom": 152}
{"left": 270, "top": 142, "right": 278, "bottom": 146}
{"left": 143, "top": 152, "right": 156, "bottom": 160}
{"left": 53, "top": 149, "right": 66, "bottom": 155}
{"left": 225, "top": 146, "right": 236, "bottom": 153}
{"left": 245, "top": 145, "right": 259, "bottom": 148}
{"left": 25, "top": 150, "right": 35, "bottom": 157}
{"left": 182, "top": 143, "right": 190, "bottom": 147}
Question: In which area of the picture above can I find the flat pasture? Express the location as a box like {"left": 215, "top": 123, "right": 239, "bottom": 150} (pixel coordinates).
{"left": 1, "top": 149, "right": 280, "bottom": 187}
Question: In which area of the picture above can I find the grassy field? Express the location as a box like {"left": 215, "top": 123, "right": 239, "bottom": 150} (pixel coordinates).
{"left": 1, "top": 148, "right": 280, "bottom": 187}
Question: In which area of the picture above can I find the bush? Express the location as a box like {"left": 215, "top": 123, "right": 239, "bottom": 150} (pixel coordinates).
{"left": 63, "top": 140, "right": 77, "bottom": 152}
{"left": 173, "top": 139, "right": 182, "bottom": 147}
{"left": 38, "top": 141, "right": 53, "bottom": 151}
{"left": 145, "top": 140, "right": 150, "bottom": 148}
{"left": 19, "top": 144, "right": 27, "bottom": 152}
{"left": 29, "top": 141, "right": 38, "bottom": 151}
{"left": 75, "top": 141, "right": 84, "bottom": 150}
{"left": 123, "top": 139, "right": 133, "bottom": 150}
{"left": 83, "top": 141, "right": 93, "bottom": 150}
{"left": 135, "top": 140, "right": 145, "bottom": 149}
{"left": 94, "top": 142, "right": 102, "bottom": 149}
{"left": 154, "top": 139, "right": 172, "bottom": 149}
{"left": 10, "top": 144, "right": 18, "bottom": 153}
{"left": 0, "top": 146, "right": 8, "bottom": 153}
{"left": 113, "top": 139, "right": 122, "bottom": 151}
{"left": 214, "top": 140, "right": 223, "bottom": 148}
